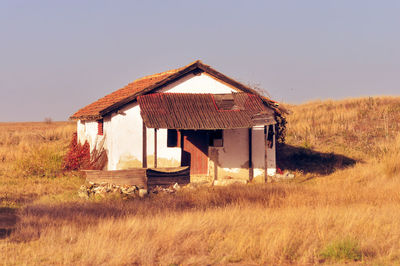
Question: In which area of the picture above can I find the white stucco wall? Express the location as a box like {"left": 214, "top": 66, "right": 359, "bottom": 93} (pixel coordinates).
{"left": 102, "top": 102, "right": 141, "bottom": 170}
{"left": 252, "top": 126, "right": 265, "bottom": 180}
{"left": 77, "top": 72, "right": 276, "bottom": 179}
{"left": 152, "top": 128, "right": 181, "bottom": 166}
{"left": 209, "top": 126, "right": 276, "bottom": 182}
{"left": 209, "top": 128, "right": 250, "bottom": 180}
{"left": 162, "top": 72, "right": 238, "bottom": 94}
{"left": 252, "top": 125, "right": 277, "bottom": 179}
{"left": 77, "top": 120, "right": 85, "bottom": 144}
{"left": 76, "top": 120, "right": 102, "bottom": 152}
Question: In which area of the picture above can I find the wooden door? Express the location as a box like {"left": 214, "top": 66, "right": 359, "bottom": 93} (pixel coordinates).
{"left": 181, "top": 130, "right": 209, "bottom": 175}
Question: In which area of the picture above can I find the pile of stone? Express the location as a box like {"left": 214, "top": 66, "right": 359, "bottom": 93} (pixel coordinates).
{"left": 149, "top": 183, "right": 182, "bottom": 194}
{"left": 78, "top": 182, "right": 147, "bottom": 199}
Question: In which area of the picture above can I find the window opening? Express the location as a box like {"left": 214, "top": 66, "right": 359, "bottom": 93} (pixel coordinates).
{"left": 209, "top": 130, "right": 223, "bottom": 147}
{"left": 97, "top": 119, "right": 104, "bottom": 136}
{"left": 167, "top": 129, "right": 180, "bottom": 147}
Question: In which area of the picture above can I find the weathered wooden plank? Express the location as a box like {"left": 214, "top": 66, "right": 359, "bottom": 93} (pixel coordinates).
{"left": 146, "top": 174, "right": 190, "bottom": 178}
{"left": 265, "top": 125, "right": 270, "bottom": 183}
{"left": 147, "top": 166, "right": 190, "bottom": 186}
{"left": 147, "top": 166, "right": 188, "bottom": 173}
{"left": 84, "top": 169, "right": 147, "bottom": 187}
{"left": 84, "top": 167, "right": 190, "bottom": 188}
{"left": 142, "top": 122, "right": 147, "bottom": 168}
{"left": 85, "top": 172, "right": 145, "bottom": 178}
{"left": 146, "top": 174, "right": 190, "bottom": 180}
{"left": 146, "top": 171, "right": 189, "bottom": 177}
{"left": 86, "top": 177, "right": 147, "bottom": 187}
{"left": 154, "top": 128, "right": 158, "bottom": 168}
{"left": 84, "top": 169, "right": 147, "bottom": 174}
{"left": 147, "top": 177, "right": 190, "bottom": 186}
{"left": 248, "top": 127, "right": 253, "bottom": 181}
{"left": 85, "top": 170, "right": 146, "bottom": 176}
{"left": 85, "top": 171, "right": 146, "bottom": 179}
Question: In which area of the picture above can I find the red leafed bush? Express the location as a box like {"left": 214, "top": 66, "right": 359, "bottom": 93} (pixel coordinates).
{"left": 62, "top": 133, "right": 92, "bottom": 171}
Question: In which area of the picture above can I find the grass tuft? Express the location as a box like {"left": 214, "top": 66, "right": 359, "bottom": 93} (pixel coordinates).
{"left": 320, "top": 238, "right": 362, "bottom": 262}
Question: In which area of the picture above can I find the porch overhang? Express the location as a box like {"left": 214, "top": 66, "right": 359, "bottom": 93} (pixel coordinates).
{"left": 138, "top": 93, "right": 276, "bottom": 130}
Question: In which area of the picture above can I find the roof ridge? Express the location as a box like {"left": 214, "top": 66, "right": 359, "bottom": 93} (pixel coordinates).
{"left": 134, "top": 60, "right": 201, "bottom": 82}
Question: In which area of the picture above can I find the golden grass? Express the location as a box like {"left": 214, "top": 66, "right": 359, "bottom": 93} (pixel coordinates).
{"left": 0, "top": 122, "right": 75, "bottom": 174}
{"left": 3, "top": 204, "right": 400, "bottom": 265}
{"left": 1, "top": 97, "right": 400, "bottom": 264}
{"left": 0, "top": 122, "right": 82, "bottom": 208}
{"left": 286, "top": 96, "right": 400, "bottom": 160}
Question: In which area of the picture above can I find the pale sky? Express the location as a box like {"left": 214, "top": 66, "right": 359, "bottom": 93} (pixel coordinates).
{"left": 1, "top": 0, "right": 399, "bottom": 121}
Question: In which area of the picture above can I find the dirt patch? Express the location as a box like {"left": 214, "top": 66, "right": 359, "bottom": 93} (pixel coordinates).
{"left": 0, "top": 207, "right": 18, "bottom": 239}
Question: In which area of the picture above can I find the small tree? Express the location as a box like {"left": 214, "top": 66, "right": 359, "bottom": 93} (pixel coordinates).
{"left": 62, "top": 133, "right": 92, "bottom": 171}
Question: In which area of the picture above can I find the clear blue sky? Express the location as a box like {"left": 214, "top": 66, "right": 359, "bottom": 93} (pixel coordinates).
{"left": 1, "top": 0, "right": 399, "bottom": 121}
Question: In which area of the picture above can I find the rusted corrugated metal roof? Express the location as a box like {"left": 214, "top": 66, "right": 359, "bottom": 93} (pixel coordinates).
{"left": 138, "top": 93, "right": 276, "bottom": 129}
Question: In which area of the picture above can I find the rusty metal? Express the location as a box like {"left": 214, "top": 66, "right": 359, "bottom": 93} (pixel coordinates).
{"left": 138, "top": 93, "right": 276, "bottom": 129}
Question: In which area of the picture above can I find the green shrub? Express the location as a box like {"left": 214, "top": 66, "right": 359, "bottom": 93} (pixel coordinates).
{"left": 320, "top": 238, "right": 362, "bottom": 262}
{"left": 15, "top": 145, "right": 63, "bottom": 178}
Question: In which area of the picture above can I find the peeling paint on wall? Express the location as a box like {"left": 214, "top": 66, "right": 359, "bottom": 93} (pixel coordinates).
{"left": 252, "top": 168, "right": 265, "bottom": 183}
{"left": 116, "top": 155, "right": 142, "bottom": 170}
{"left": 191, "top": 175, "right": 213, "bottom": 183}
{"left": 217, "top": 168, "right": 250, "bottom": 180}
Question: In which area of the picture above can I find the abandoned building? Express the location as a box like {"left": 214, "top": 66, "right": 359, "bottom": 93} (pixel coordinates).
{"left": 70, "top": 60, "right": 284, "bottom": 183}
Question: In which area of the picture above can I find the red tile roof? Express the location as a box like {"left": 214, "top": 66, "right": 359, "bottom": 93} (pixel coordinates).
{"left": 70, "top": 63, "right": 191, "bottom": 120}
{"left": 70, "top": 60, "right": 283, "bottom": 120}
{"left": 138, "top": 93, "right": 276, "bottom": 129}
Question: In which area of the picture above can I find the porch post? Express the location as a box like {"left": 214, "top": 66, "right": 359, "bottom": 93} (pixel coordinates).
{"left": 154, "top": 128, "right": 158, "bottom": 168}
{"left": 265, "top": 125, "right": 270, "bottom": 183}
{"left": 248, "top": 127, "right": 253, "bottom": 181}
{"left": 142, "top": 121, "right": 147, "bottom": 168}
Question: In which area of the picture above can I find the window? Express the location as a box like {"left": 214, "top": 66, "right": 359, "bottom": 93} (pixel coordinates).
{"left": 97, "top": 119, "right": 104, "bottom": 135}
{"left": 209, "top": 130, "right": 223, "bottom": 147}
{"left": 167, "top": 129, "right": 180, "bottom": 147}
{"left": 213, "top": 94, "right": 242, "bottom": 111}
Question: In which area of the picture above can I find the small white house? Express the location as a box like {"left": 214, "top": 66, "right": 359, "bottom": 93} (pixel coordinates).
{"left": 70, "top": 60, "right": 284, "bottom": 183}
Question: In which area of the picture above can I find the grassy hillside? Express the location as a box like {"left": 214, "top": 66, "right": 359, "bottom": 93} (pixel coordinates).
{"left": 286, "top": 97, "right": 400, "bottom": 160}
{"left": 1, "top": 97, "right": 400, "bottom": 265}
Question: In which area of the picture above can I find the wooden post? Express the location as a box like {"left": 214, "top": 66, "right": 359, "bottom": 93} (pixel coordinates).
{"left": 154, "top": 128, "right": 158, "bottom": 168}
{"left": 248, "top": 127, "right": 253, "bottom": 181}
{"left": 265, "top": 125, "right": 270, "bottom": 183}
{"left": 142, "top": 122, "right": 147, "bottom": 168}
{"left": 179, "top": 130, "right": 184, "bottom": 167}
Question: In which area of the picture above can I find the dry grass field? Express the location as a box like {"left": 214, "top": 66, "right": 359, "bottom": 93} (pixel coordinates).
{"left": 1, "top": 97, "right": 400, "bottom": 265}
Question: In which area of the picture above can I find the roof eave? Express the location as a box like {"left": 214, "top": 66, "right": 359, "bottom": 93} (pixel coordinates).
{"left": 69, "top": 114, "right": 102, "bottom": 121}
